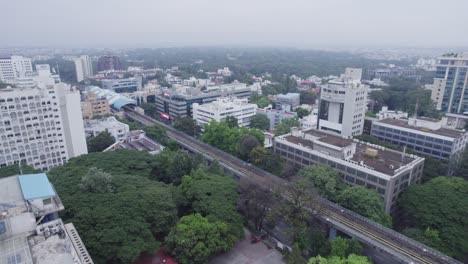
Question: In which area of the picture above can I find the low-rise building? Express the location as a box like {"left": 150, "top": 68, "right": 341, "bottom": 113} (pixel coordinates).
{"left": 0, "top": 173, "right": 93, "bottom": 264}
{"left": 104, "top": 130, "right": 164, "bottom": 155}
{"left": 256, "top": 107, "right": 297, "bottom": 131}
{"left": 444, "top": 113, "right": 468, "bottom": 130}
{"left": 84, "top": 116, "right": 130, "bottom": 141}
{"left": 275, "top": 93, "right": 300, "bottom": 111}
{"left": 377, "top": 106, "right": 408, "bottom": 120}
{"left": 81, "top": 92, "right": 110, "bottom": 120}
{"left": 101, "top": 77, "right": 142, "bottom": 93}
{"left": 274, "top": 128, "right": 425, "bottom": 213}
{"left": 371, "top": 117, "right": 468, "bottom": 175}
{"left": 192, "top": 97, "right": 257, "bottom": 127}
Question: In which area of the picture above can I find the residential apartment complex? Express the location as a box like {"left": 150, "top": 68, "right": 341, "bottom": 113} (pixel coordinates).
{"left": 318, "top": 68, "right": 368, "bottom": 137}
{"left": 0, "top": 81, "right": 87, "bottom": 171}
{"left": 193, "top": 97, "right": 257, "bottom": 127}
{"left": 81, "top": 92, "right": 110, "bottom": 120}
{"left": 256, "top": 107, "right": 297, "bottom": 130}
{"left": 275, "top": 93, "right": 300, "bottom": 111}
{"left": 371, "top": 117, "right": 468, "bottom": 175}
{"left": 0, "top": 173, "right": 93, "bottom": 264}
{"left": 97, "top": 55, "right": 122, "bottom": 72}
{"left": 73, "top": 55, "right": 93, "bottom": 82}
{"left": 431, "top": 52, "right": 468, "bottom": 114}
{"left": 0, "top": 56, "right": 33, "bottom": 84}
{"left": 155, "top": 82, "right": 251, "bottom": 119}
{"left": 16, "top": 64, "right": 60, "bottom": 89}
{"left": 274, "top": 128, "right": 425, "bottom": 213}
{"left": 84, "top": 116, "right": 130, "bottom": 141}
{"left": 101, "top": 77, "right": 142, "bottom": 93}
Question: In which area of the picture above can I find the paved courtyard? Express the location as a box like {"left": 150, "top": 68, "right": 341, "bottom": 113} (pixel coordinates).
{"left": 208, "top": 229, "right": 285, "bottom": 264}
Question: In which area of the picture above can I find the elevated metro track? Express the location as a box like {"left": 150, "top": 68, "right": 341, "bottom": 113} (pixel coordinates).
{"left": 123, "top": 106, "right": 461, "bottom": 264}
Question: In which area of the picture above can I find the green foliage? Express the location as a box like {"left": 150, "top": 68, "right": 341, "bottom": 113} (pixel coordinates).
{"left": 225, "top": 115, "right": 239, "bottom": 128}
{"left": 86, "top": 131, "right": 115, "bottom": 152}
{"left": 455, "top": 149, "right": 468, "bottom": 181}
{"left": 150, "top": 150, "right": 194, "bottom": 185}
{"left": 0, "top": 164, "right": 38, "bottom": 178}
{"left": 365, "top": 111, "right": 377, "bottom": 118}
{"left": 337, "top": 186, "right": 391, "bottom": 227}
{"left": 48, "top": 150, "right": 178, "bottom": 264}
{"left": 174, "top": 117, "right": 200, "bottom": 136}
{"left": 176, "top": 168, "right": 244, "bottom": 243}
{"left": 285, "top": 243, "right": 305, "bottom": 264}
{"left": 238, "top": 135, "right": 261, "bottom": 161}
{"left": 330, "top": 237, "right": 363, "bottom": 259}
{"left": 34, "top": 58, "right": 77, "bottom": 83}
{"left": 251, "top": 94, "right": 272, "bottom": 108}
{"left": 300, "top": 90, "right": 318, "bottom": 105}
{"left": 79, "top": 167, "right": 114, "bottom": 193}
{"left": 399, "top": 177, "right": 468, "bottom": 260}
{"left": 296, "top": 108, "right": 311, "bottom": 118}
{"left": 201, "top": 120, "right": 264, "bottom": 157}
{"left": 308, "top": 254, "right": 372, "bottom": 264}
{"left": 298, "top": 165, "right": 345, "bottom": 200}
{"left": 250, "top": 147, "right": 284, "bottom": 176}
{"left": 143, "top": 124, "right": 170, "bottom": 145}
{"left": 275, "top": 117, "right": 300, "bottom": 136}
{"left": 250, "top": 114, "right": 271, "bottom": 131}
{"left": 140, "top": 103, "right": 158, "bottom": 117}
{"left": 165, "top": 213, "right": 233, "bottom": 264}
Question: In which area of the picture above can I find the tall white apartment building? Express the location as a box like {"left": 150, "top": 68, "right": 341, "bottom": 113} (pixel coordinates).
{"left": 73, "top": 55, "right": 93, "bottom": 82}
{"left": 0, "top": 80, "right": 87, "bottom": 171}
{"left": 318, "top": 68, "right": 368, "bottom": 137}
{"left": 16, "top": 64, "right": 61, "bottom": 88}
{"left": 193, "top": 97, "right": 257, "bottom": 127}
{"left": 0, "top": 56, "right": 33, "bottom": 84}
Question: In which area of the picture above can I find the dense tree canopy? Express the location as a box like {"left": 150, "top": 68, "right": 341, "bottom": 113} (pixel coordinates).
{"left": 296, "top": 107, "right": 311, "bottom": 118}
{"left": 225, "top": 116, "right": 239, "bottom": 128}
{"left": 275, "top": 117, "right": 300, "bottom": 136}
{"left": 300, "top": 90, "right": 318, "bottom": 105}
{"left": 329, "top": 237, "right": 363, "bottom": 259}
{"left": 308, "top": 254, "right": 371, "bottom": 264}
{"left": 399, "top": 177, "right": 468, "bottom": 261}
{"left": 200, "top": 120, "right": 264, "bottom": 157}
{"left": 173, "top": 117, "right": 200, "bottom": 136}
{"left": 298, "top": 165, "right": 345, "bottom": 200}
{"left": 251, "top": 94, "right": 272, "bottom": 108}
{"left": 86, "top": 131, "right": 115, "bottom": 152}
{"left": 455, "top": 149, "right": 468, "bottom": 181}
{"left": 48, "top": 150, "right": 178, "bottom": 264}
{"left": 250, "top": 114, "right": 271, "bottom": 131}
{"left": 250, "top": 147, "right": 284, "bottom": 176}
{"left": 0, "top": 164, "right": 38, "bottom": 178}
{"left": 238, "top": 135, "right": 261, "bottom": 161}
{"left": 150, "top": 150, "right": 194, "bottom": 185}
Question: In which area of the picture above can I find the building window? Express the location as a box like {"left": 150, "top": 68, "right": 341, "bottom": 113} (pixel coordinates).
{"left": 43, "top": 198, "right": 52, "bottom": 206}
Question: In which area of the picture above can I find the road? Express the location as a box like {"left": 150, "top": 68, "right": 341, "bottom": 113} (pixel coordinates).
{"left": 123, "top": 106, "right": 461, "bottom": 264}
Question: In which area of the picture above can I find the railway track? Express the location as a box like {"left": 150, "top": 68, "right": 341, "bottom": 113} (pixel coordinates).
{"left": 123, "top": 107, "right": 461, "bottom": 264}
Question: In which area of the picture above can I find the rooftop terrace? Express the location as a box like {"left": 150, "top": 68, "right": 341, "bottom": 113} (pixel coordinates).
{"left": 378, "top": 118, "right": 465, "bottom": 139}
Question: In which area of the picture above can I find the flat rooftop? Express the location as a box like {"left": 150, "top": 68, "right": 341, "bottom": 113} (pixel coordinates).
{"left": 378, "top": 118, "right": 465, "bottom": 139}
{"left": 0, "top": 176, "right": 23, "bottom": 204}
{"left": 282, "top": 130, "right": 417, "bottom": 176}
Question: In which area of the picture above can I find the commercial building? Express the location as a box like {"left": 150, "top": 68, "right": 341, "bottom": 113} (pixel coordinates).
{"left": 16, "top": 64, "right": 61, "bottom": 88}
{"left": 155, "top": 82, "right": 251, "bottom": 119}
{"left": 102, "top": 77, "right": 142, "bottom": 93}
{"left": 0, "top": 81, "right": 88, "bottom": 171}
{"left": 371, "top": 117, "right": 468, "bottom": 175}
{"left": 73, "top": 55, "right": 93, "bottom": 83}
{"left": 256, "top": 107, "right": 297, "bottom": 131}
{"left": 0, "top": 173, "right": 93, "bottom": 264}
{"left": 274, "top": 128, "right": 425, "bottom": 213}
{"left": 193, "top": 97, "right": 257, "bottom": 127}
{"left": 81, "top": 92, "right": 110, "bottom": 120}
{"left": 84, "top": 86, "right": 136, "bottom": 110}
{"left": 318, "top": 68, "right": 368, "bottom": 137}
{"left": 97, "top": 55, "right": 121, "bottom": 72}
{"left": 377, "top": 106, "right": 408, "bottom": 120}
{"left": 0, "top": 56, "right": 33, "bottom": 84}
{"left": 84, "top": 116, "right": 130, "bottom": 141}
{"left": 430, "top": 52, "right": 468, "bottom": 114}
{"left": 275, "top": 93, "right": 300, "bottom": 111}
{"left": 444, "top": 113, "right": 468, "bottom": 130}
{"left": 104, "top": 130, "right": 165, "bottom": 155}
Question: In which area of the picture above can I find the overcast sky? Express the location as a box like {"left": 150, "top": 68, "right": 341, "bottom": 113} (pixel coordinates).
{"left": 2, "top": 0, "right": 467, "bottom": 48}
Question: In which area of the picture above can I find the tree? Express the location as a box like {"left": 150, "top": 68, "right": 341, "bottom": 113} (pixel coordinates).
{"left": 225, "top": 116, "right": 239, "bottom": 128}
{"left": 455, "top": 149, "right": 468, "bottom": 181}
{"left": 308, "top": 254, "right": 371, "bottom": 264}
{"left": 275, "top": 117, "right": 300, "bottom": 136}
{"left": 337, "top": 186, "right": 392, "bottom": 227}
{"left": 239, "top": 135, "right": 261, "bottom": 161}
{"left": 298, "top": 165, "right": 345, "bottom": 200}
{"left": 285, "top": 243, "right": 305, "bottom": 264}
{"left": 300, "top": 90, "right": 317, "bottom": 105}
{"left": 86, "top": 131, "right": 115, "bottom": 152}
{"left": 250, "top": 147, "right": 284, "bottom": 175}
{"left": 239, "top": 182, "right": 273, "bottom": 231}
{"left": 250, "top": 114, "right": 271, "bottom": 131}
{"left": 79, "top": 167, "right": 114, "bottom": 193}
{"left": 143, "top": 124, "right": 169, "bottom": 145}
{"left": 296, "top": 107, "right": 311, "bottom": 118}
{"left": 330, "top": 237, "right": 363, "bottom": 258}
{"left": 48, "top": 150, "right": 178, "bottom": 264}
{"left": 174, "top": 117, "right": 200, "bottom": 136}
{"left": 150, "top": 150, "right": 194, "bottom": 185}
{"left": 399, "top": 177, "right": 468, "bottom": 261}
{"left": 0, "top": 164, "right": 38, "bottom": 178}
{"left": 140, "top": 103, "right": 158, "bottom": 117}
{"left": 165, "top": 214, "right": 233, "bottom": 264}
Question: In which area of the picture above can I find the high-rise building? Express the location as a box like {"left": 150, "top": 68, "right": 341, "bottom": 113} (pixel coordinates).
{"left": 73, "top": 55, "right": 93, "bottom": 82}
{"left": 0, "top": 56, "right": 33, "bottom": 84}
{"left": 97, "top": 55, "right": 122, "bottom": 72}
{"left": 430, "top": 52, "right": 468, "bottom": 114}
{"left": 0, "top": 79, "right": 87, "bottom": 171}
{"left": 193, "top": 97, "right": 257, "bottom": 127}
{"left": 16, "top": 64, "right": 61, "bottom": 88}
{"left": 318, "top": 68, "right": 368, "bottom": 137}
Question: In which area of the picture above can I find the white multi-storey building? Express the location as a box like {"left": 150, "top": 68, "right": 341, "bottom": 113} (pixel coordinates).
{"left": 16, "top": 64, "right": 61, "bottom": 88}
{"left": 84, "top": 116, "right": 130, "bottom": 141}
{"left": 318, "top": 68, "right": 368, "bottom": 137}
{"left": 0, "top": 80, "right": 87, "bottom": 171}
{"left": 193, "top": 97, "right": 257, "bottom": 127}
{"left": 0, "top": 56, "right": 33, "bottom": 84}
{"left": 73, "top": 55, "right": 93, "bottom": 82}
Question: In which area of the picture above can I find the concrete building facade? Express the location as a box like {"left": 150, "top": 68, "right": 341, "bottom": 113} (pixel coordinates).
{"left": 430, "top": 52, "right": 468, "bottom": 114}
{"left": 275, "top": 93, "right": 300, "bottom": 111}
{"left": 73, "top": 55, "right": 93, "bottom": 83}
{"left": 256, "top": 107, "right": 297, "bottom": 131}
{"left": 193, "top": 97, "right": 257, "bottom": 127}
{"left": 101, "top": 77, "right": 142, "bottom": 93}
{"left": 0, "top": 56, "right": 33, "bottom": 84}
{"left": 81, "top": 92, "right": 110, "bottom": 120}
{"left": 274, "top": 128, "right": 425, "bottom": 213}
{"left": 84, "top": 116, "right": 130, "bottom": 141}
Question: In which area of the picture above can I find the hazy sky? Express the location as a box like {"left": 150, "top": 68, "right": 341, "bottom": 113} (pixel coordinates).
{"left": 2, "top": 0, "right": 467, "bottom": 48}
